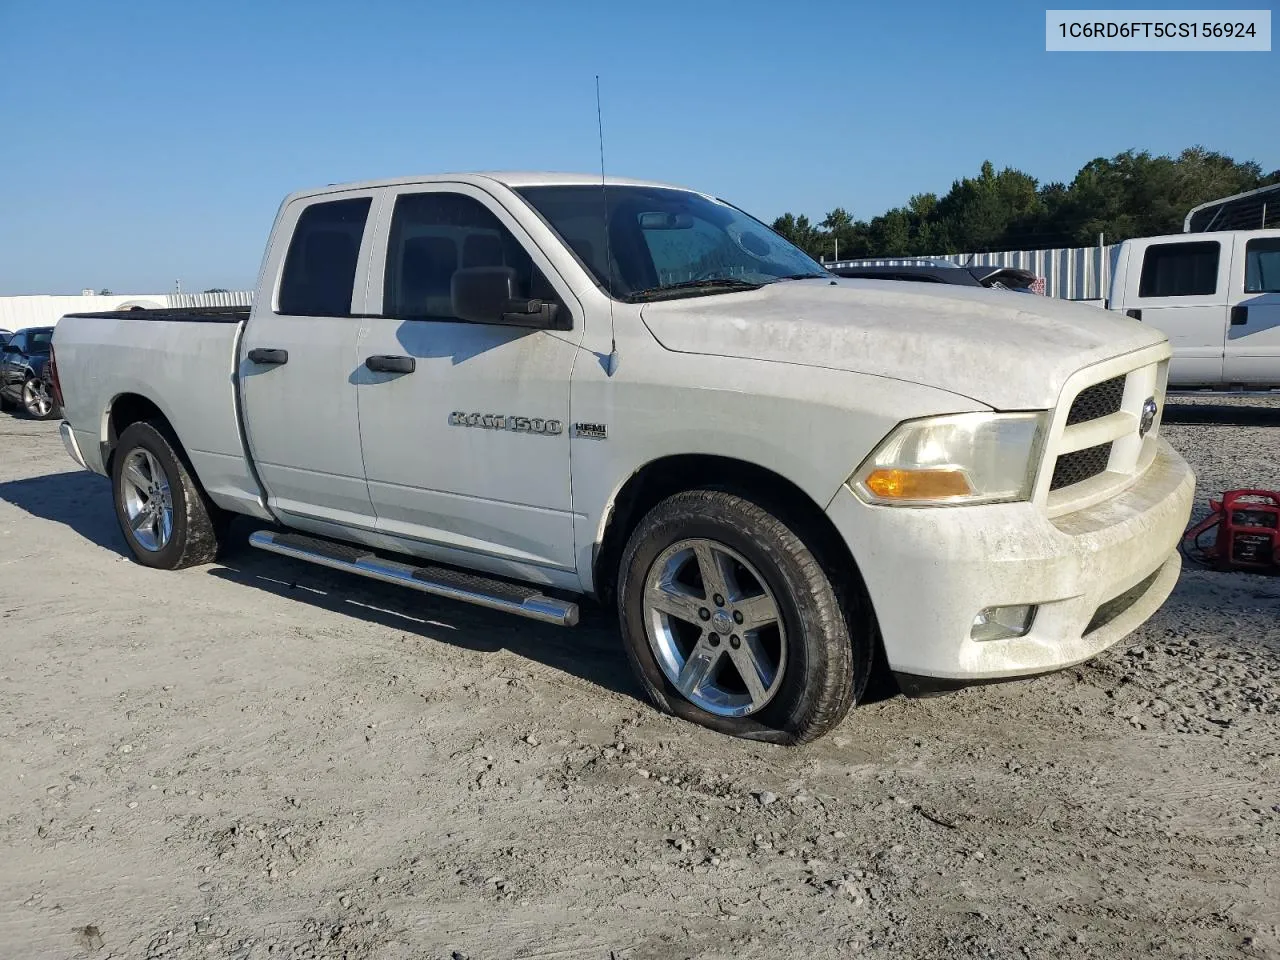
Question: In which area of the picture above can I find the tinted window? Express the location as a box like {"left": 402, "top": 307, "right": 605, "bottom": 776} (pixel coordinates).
{"left": 7, "top": 333, "right": 25, "bottom": 352}
{"left": 27, "top": 329, "right": 53, "bottom": 352}
{"left": 517, "top": 185, "right": 826, "bottom": 300}
{"left": 383, "top": 192, "right": 556, "bottom": 321}
{"left": 1138, "top": 241, "right": 1220, "bottom": 298}
{"left": 278, "top": 198, "right": 371, "bottom": 316}
{"left": 1245, "top": 237, "right": 1280, "bottom": 294}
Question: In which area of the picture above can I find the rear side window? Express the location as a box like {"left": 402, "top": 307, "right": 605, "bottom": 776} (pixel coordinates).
{"left": 382, "top": 192, "right": 555, "bottom": 321}
{"left": 1245, "top": 237, "right": 1280, "bottom": 293}
{"left": 1138, "top": 241, "right": 1220, "bottom": 298}
{"left": 277, "top": 198, "right": 372, "bottom": 316}
{"left": 28, "top": 329, "right": 53, "bottom": 352}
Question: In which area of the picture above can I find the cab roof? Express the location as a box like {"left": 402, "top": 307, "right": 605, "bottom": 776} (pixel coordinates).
{"left": 286, "top": 172, "right": 698, "bottom": 205}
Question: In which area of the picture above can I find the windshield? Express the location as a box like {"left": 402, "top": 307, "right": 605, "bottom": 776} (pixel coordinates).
{"left": 515, "top": 185, "right": 828, "bottom": 301}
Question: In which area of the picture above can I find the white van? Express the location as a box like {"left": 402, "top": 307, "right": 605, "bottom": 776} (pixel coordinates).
{"left": 1108, "top": 229, "right": 1280, "bottom": 388}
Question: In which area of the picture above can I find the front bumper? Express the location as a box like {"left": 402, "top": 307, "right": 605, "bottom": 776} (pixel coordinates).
{"left": 826, "top": 438, "right": 1194, "bottom": 680}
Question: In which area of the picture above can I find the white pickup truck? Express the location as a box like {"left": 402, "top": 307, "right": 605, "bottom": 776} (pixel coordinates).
{"left": 52, "top": 173, "right": 1195, "bottom": 743}
{"left": 1107, "top": 227, "right": 1280, "bottom": 388}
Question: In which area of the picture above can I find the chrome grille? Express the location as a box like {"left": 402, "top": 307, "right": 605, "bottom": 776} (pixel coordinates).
{"left": 1050, "top": 442, "right": 1112, "bottom": 490}
{"left": 1066, "top": 375, "right": 1125, "bottom": 425}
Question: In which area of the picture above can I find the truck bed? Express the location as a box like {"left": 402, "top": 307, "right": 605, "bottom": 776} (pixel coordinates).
{"left": 53, "top": 308, "right": 270, "bottom": 521}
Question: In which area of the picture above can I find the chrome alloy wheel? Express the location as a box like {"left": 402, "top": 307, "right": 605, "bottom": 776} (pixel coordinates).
{"left": 643, "top": 538, "right": 787, "bottom": 717}
{"left": 22, "top": 379, "right": 52, "bottom": 418}
{"left": 120, "top": 449, "right": 174, "bottom": 552}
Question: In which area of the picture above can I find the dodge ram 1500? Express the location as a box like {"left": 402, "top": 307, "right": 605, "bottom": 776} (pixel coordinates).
{"left": 52, "top": 173, "right": 1195, "bottom": 743}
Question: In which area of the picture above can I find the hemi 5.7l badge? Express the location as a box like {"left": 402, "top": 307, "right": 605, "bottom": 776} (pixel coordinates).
{"left": 448, "top": 412, "right": 563, "bottom": 435}
{"left": 573, "top": 422, "right": 608, "bottom": 440}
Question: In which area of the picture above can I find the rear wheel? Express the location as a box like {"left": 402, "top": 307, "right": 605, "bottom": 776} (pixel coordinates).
{"left": 111, "top": 421, "right": 224, "bottom": 569}
{"left": 618, "top": 489, "right": 871, "bottom": 744}
{"left": 21, "top": 378, "right": 58, "bottom": 420}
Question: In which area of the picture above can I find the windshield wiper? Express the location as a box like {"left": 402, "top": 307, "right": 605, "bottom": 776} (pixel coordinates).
{"left": 768, "top": 272, "right": 830, "bottom": 283}
{"left": 625, "top": 277, "right": 764, "bottom": 302}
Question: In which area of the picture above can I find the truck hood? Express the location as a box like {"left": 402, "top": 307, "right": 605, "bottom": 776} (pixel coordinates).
{"left": 640, "top": 279, "right": 1164, "bottom": 409}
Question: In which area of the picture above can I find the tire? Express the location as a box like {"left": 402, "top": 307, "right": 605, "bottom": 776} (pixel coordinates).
{"left": 617, "top": 489, "right": 872, "bottom": 744}
{"left": 21, "top": 377, "right": 59, "bottom": 420}
{"left": 0, "top": 390, "right": 13, "bottom": 412}
{"left": 110, "top": 420, "right": 224, "bottom": 569}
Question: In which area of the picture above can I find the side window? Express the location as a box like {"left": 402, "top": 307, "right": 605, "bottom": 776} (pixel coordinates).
{"left": 383, "top": 192, "right": 556, "bottom": 321}
{"left": 1244, "top": 238, "right": 1280, "bottom": 294}
{"left": 277, "top": 197, "right": 372, "bottom": 317}
{"left": 1138, "top": 241, "right": 1220, "bottom": 298}
{"left": 8, "top": 333, "right": 25, "bottom": 352}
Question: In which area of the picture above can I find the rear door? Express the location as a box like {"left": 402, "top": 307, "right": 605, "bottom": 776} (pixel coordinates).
{"left": 356, "top": 183, "right": 583, "bottom": 579}
{"left": 1123, "top": 239, "right": 1228, "bottom": 387}
{"left": 239, "top": 190, "right": 379, "bottom": 532}
{"left": 1224, "top": 233, "right": 1280, "bottom": 385}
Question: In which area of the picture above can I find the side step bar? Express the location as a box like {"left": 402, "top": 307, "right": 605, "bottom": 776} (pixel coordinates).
{"left": 248, "top": 530, "right": 579, "bottom": 627}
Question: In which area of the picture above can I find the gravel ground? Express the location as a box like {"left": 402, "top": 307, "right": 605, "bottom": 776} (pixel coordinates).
{"left": 1, "top": 396, "right": 1278, "bottom": 960}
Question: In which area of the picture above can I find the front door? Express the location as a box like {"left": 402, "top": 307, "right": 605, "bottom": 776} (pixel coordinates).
{"left": 1125, "top": 238, "right": 1228, "bottom": 387}
{"left": 1224, "top": 234, "right": 1280, "bottom": 384}
{"left": 356, "top": 183, "right": 583, "bottom": 581}
{"left": 239, "top": 190, "right": 379, "bottom": 531}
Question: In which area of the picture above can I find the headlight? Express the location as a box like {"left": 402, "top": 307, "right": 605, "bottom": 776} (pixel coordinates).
{"left": 850, "top": 412, "right": 1045, "bottom": 506}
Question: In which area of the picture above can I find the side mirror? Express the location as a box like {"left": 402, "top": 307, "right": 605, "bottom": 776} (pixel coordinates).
{"left": 451, "top": 267, "right": 564, "bottom": 329}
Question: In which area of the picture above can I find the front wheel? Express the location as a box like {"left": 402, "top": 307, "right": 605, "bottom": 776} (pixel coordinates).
{"left": 617, "top": 489, "right": 872, "bottom": 744}
{"left": 111, "top": 420, "right": 225, "bottom": 569}
{"left": 21, "top": 378, "right": 59, "bottom": 420}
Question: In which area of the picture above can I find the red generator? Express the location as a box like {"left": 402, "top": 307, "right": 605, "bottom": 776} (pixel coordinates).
{"left": 1182, "top": 490, "right": 1280, "bottom": 573}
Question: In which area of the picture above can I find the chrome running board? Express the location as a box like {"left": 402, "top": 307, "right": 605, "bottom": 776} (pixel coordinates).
{"left": 248, "top": 530, "right": 579, "bottom": 627}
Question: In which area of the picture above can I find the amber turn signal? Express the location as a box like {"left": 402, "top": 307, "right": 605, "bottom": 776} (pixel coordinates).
{"left": 862, "top": 468, "right": 974, "bottom": 500}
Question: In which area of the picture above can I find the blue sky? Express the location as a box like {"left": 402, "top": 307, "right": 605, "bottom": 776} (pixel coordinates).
{"left": 1, "top": 0, "right": 1275, "bottom": 294}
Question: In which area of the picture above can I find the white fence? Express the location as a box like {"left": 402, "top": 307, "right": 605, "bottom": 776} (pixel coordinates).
{"left": 0, "top": 291, "right": 255, "bottom": 330}
{"left": 829, "top": 243, "right": 1122, "bottom": 301}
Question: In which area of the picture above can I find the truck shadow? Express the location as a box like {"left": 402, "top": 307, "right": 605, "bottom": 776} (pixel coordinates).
{"left": 1163, "top": 402, "right": 1280, "bottom": 426}
{"left": 0, "top": 470, "right": 640, "bottom": 701}
{"left": 0, "top": 469, "right": 127, "bottom": 552}
{"left": 208, "top": 532, "right": 640, "bottom": 700}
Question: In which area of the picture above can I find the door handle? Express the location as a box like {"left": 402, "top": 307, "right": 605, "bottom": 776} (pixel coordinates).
{"left": 1231, "top": 305, "right": 1248, "bottom": 326}
{"left": 248, "top": 348, "right": 289, "bottom": 365}
{"left": 365, "top": 355, "right": 416, "bottom": 374}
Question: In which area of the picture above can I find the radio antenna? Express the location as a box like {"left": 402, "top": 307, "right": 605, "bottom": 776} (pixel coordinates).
{"left": 596, "top": 75, "right": 618, "bottom": 376}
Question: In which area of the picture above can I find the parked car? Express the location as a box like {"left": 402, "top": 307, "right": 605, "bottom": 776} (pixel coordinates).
{"left": 0, "top": 329, "right": 13, "bottom": 347}
{"left": 830, "top": 259, "right": 1040, "bottom": 292}
{"left": 0, "top": 326, "right": 60, "bottom": 420}
{"left": 1107, "top": 228, "right": 1280, "bottom": 388}
{"left": 52, "top": 173, "right": 1194, "bottom": 744}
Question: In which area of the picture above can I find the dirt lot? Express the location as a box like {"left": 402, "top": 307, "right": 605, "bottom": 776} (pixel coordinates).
{"left": 2, "top": 397, "right": 1278, "bottom": 960}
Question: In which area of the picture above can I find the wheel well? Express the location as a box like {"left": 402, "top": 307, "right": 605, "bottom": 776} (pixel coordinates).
{"left": 104, "top": 393, "right": 167, "bottom": 471}
{"left": 593, "top": 455, "right": 860, "bottom": 606}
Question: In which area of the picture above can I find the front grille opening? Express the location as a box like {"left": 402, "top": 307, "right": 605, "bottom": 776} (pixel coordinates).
{"left": 1083, "top": 568, "right": 1162, "bottom": 636}
{"left": 1050, "top": 442, "right": 1112, "bottom": 490}
{"left": 1066, "top": 375, "right": 1126, "bottom": 425}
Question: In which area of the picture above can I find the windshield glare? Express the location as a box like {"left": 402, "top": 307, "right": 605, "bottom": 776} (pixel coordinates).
{"left": 515, "top": 185, "right": 828, "bottom": 300}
